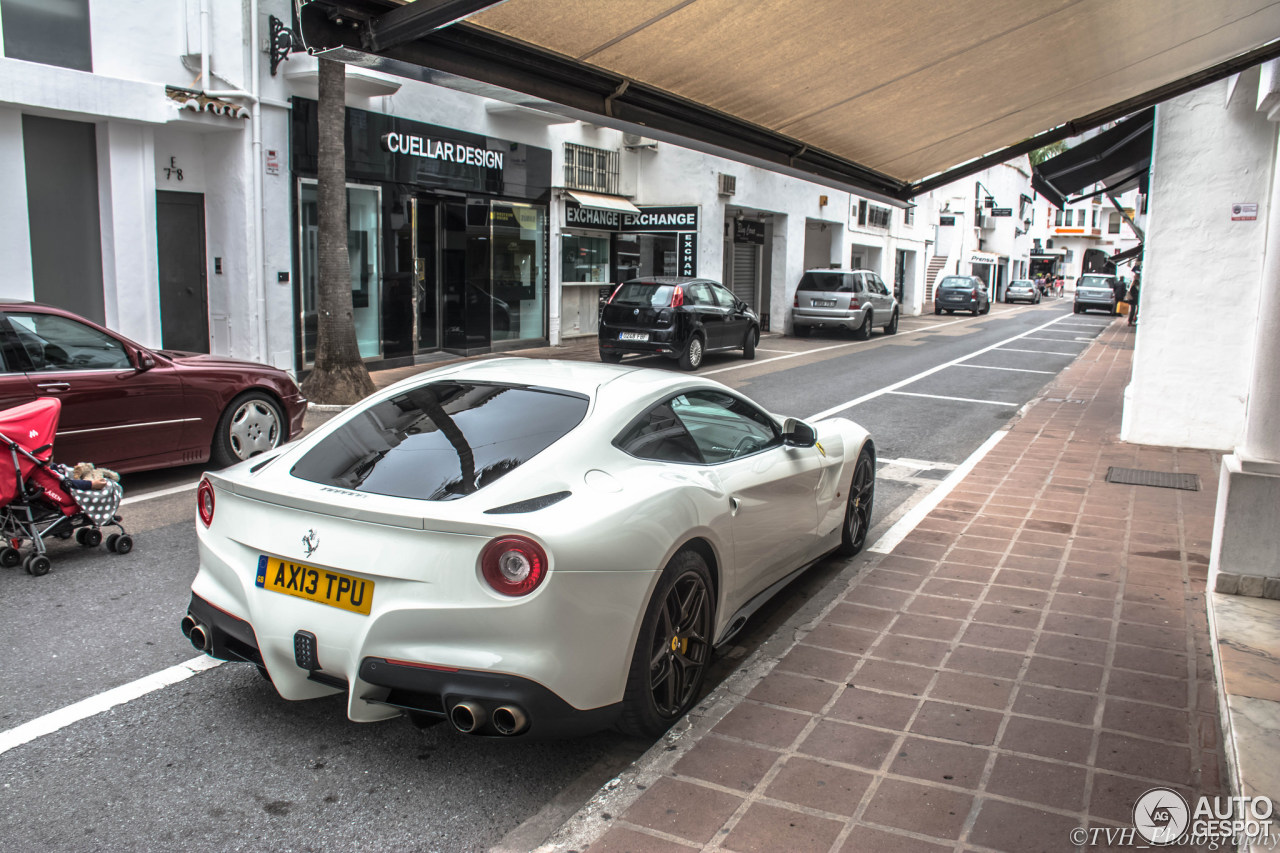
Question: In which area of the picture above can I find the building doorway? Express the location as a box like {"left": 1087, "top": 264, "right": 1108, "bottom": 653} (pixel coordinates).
{"left": 156, "top": 191, "right": 209, "bottom": 352}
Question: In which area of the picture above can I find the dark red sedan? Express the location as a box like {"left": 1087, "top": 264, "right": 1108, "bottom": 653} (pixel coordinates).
{"left": 0, "top": 300, "right": 307, "bottom": 474}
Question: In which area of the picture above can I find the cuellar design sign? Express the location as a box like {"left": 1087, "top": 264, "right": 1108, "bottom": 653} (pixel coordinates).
{"left": 380, "top": 132, "right": 505, "bottom": 170}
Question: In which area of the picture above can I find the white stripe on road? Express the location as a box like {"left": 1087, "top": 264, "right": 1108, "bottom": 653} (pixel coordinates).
{"left": 954, "top": 364, "right": 1055, "bottom": 375}
{"left": 807, "top": 312, "right": 1078, "bottom": 421}
{"left": 997, "top": 347, "right": 1079, "bottom": 356}
{"left": 868, "top": 427, "right": 1008, "bottom": 554}
{"left": 121, "top": 482, "right": 199, "bottom": 505}
{"left": 888, "top": 391, "right": 1019, "bottom": 407}
{"left": 0, "top": 656, "right": 223, "bottom": 757}
{"left": 1019, "top": 336, "right": 1087, "bottom": 343}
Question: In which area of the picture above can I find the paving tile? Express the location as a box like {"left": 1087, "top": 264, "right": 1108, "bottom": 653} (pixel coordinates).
{"left": 798, "top": 719, "right": 898, "bottom": 770}
{"left": 1120, "top": 601, "right": 1185, "bottom": 628}
{"left": 983, "top": 585, "right": 1051, "bottom": 609}
{"left": 838, "top": 826, "right": 952, "bottom": 853}
{"left": 992, "top": 568, "right": 1056, "bottom": 590}
{"left": 722, "top": 802, "right": 844, "bottom": 853}
{"left": 999, "top": 716, "right": 1094, "bottom": 763}
{"left": 826, "top": 687, "right": 921, "bottom": 730}
{"left": 870, "top": 634, "right": 951, "bottom": 668}
{"left": 764, "top": 756, "right": 873, "bottom": 816}
{"left": 928, "top": 671, "right": 1014, "bottom": 711}
{"left": 1117, "top": 622, "right": 1186, "bottom": 650}
{"left": 948, "top": 548, "right": 1003, "bottom": 568}
{"left": 904, "top": 595, "right": 975, "bottom": 620}
{"left": 622, "top": 777, "right": 745, "bottom": 844}
{"left": 713, "top": 700, "right": 813, "bottom": 749}
{"left": 974, "top": 603, "right": 1043, "bottom": 630}
{"left": 1034, "top": 633, "right": 1110, "bottom": 666}
{"left": 889, "top": 735, "right": 990, "bottom": 788}
{"left": 827, "top": 602, "right": 897, "bottom": 631}
{"left": 1095, "top": 732, "right": 1192, "bottom": 785}
{"left": 1104, "top": 671, "right": 1189, "bottom": 709}
{"left": 1088, "top": 773, "right": 1192, "bottom": 826}
{"left": 1000, "top": 554, "right": 1063, "bottom": 574}
{"left": 861, "top": 778, "right": 974, "bottom": 840}
{"left": 864, "top": 568, "right": 925, "bottom": 591}
{"left": 985, "top": 753, "right": 1088, "bottom": 810}
{"left": 876, "top": 554, "right": 938, "bottom": 576}
{"left": 1043, "top": 611, "right": 1113, "bottom": 640}
{"left": 779, "top": 643, "right": 859, "bottom": 682}
{"left": 845, "top": 585, "right": 913, "bottom": 611}
{"left": 921, "top": 578, "right": 985, "bottom": 599}
{"left": 847, "top": 660, "right": 935, "bottom": 698}
{"left": 1011, "top": 684, "right": 1099, "bottom": 726}
{"left": 1050, "top": 592, "right": 1119, "bottom": 619}
{"left": 933, "top": 562, "right": 997, "bottom": 583}
{"left": 945, "top": 645, "right": 1026, "bottom": 680}
{"left": 960, "top": 623, "right": 1036, "bottom": 653}
{"left": 1101, "top": 697, "right": 1190, "bottom": 742}
{"left": 967, "top": 800, "right": 1082, "bottom": 853}
{"left": 747, "top": 671, "right": 839, "bottom": 714}
{"left": 801, "top": 623, "right": 879, "bottom": 657}
{"left": 587, "top": 825, "right": 696, "bottom": 853}
{"left": 908, "top": 700, "right": 1003, "bottom": 745}
{"left": 672, "top": 735, "right": 780, "bottom": 792}
{"left": 890, "top": 613, "right": 965, "bottom": 642}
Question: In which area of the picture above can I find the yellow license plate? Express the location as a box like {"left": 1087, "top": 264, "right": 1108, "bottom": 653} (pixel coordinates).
{"left": 255, "top": 556, "right": 374, "bottom": 615}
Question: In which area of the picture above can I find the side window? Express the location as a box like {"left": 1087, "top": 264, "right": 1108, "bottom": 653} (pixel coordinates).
{"left": 686, "top": 283, "right": 714, "bottom": 306}
{"left": 709, "top": 284, "right": 736, "bottom": 309}
{"left": 615, "top": 401, "right": 703, "bottom": 464}
{"left": 871, "top": 275, "right": 888, "bottom": 295}
{"left": 6, "top": 312, "right": 131, "bottom": 372}
{"left": 670, "top": 390, "right": 780, "bottom": 464}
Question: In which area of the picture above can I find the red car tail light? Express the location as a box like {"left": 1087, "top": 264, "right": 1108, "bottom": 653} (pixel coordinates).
{"left": 670, "top": 287, "right": 684, "bottom": 308}
{"left": 970, "top": 288, "right": 978, "bottom": 298}
{"left": 480, "top": 536, "right": 548, "bottom": 596}
{"left": 197, "top": 478, "right": 215, "bottom": 527}
{"left": 849, "top": 296, "right": 860, "bottom": 309}
{"left": 793, "top": 294, "right": 799, "bottom": 308}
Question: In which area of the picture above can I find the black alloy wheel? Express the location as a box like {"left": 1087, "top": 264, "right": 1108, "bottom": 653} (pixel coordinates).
{"left": 618, "top": 549, "right": 714, "bottom": 737}
{"left": 837, "top": 445, "right": 876, "bottom": 556}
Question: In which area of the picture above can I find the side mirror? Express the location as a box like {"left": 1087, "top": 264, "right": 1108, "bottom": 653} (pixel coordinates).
{"left": 781, "top": 417, "right": 818, "bottom": 448}
{"left": 136, "top": 350, "right": 155, "bottom": 371}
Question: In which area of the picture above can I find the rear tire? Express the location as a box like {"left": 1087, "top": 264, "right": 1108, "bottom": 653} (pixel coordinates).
{"left": 742, "top": 328, "right": 757, "bottom": 360}
{"left": 856, "top": 312, "right": 873, "bottom": 340}
{"left": 837, "top": 445, "right": 876, "bottom": 557}
{"left": 599, "top": 349, "right": 623, "bottom": 364}
{"left": 885, "top": 310, "right": 899, "bottom": 335}
{"left": 618, "top": 549, "right": 714, "bottom": 738}
{"left": 679, "top": 335, "right": 705, "bottom": 370}
{"left": 211, "top": 391, "right": 285, "bottom": 469}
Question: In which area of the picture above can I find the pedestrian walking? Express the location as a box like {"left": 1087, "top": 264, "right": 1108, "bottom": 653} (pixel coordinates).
{"left": 1127, "top": 273, "right": 1141, "bottom": 325}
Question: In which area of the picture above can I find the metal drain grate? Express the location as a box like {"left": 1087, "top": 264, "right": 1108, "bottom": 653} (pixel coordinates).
{"left": 1105, "top": 467, "right": 1201, "bottom": 491}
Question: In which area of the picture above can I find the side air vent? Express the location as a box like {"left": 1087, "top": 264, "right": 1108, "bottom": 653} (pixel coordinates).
{"left": 484, "top": 491, "right": 572, "bottom": 514}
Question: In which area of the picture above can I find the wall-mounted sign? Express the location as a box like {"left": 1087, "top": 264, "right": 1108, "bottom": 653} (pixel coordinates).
{"left": 678, "top": 232, "right": 698, "bottom": 277}
{"left": 970, "top": 252, "right": 999, "bottom": 265}
{"left": 265, "top": 149, "right": 280, "bottom": 176}
{"left": 939, "top": 215, "right": 956, "bottom": 226}
{"left": 1232, "top": 203, "right": 1258, "bottom": 221}
{"left": 733, "top": 218, "right": 765, "bottom": 245}
{"left": 991, "top": 207, "right": 1012, "bottom": 217}
{"left": 380, "top": 132, "right": 505, "bottom": 170}
{"left": 565, "top": 203, "right": 699, "bottom": 233}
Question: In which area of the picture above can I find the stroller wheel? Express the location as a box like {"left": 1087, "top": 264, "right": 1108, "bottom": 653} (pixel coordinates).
{"left": 113, "top": 534, "right": 133, "bottom": 555}
{"left": 1, "top": 546, "right": 21, "bottom": 569}
{"left": 106, "top": 534, "right": 119, "bottom": 552}
{"left": 78, "top": 528, "right": 102, "bottom": 548}
{"left": 53, "top": 520, "right": 73, "bottom": 540}
{"left": 24, "top": 554, "right": 51, "bottom": 576}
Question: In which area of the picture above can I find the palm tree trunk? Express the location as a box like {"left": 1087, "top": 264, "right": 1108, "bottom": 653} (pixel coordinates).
{"left": 299, "top": 57, "right": 376, "bottom": 405}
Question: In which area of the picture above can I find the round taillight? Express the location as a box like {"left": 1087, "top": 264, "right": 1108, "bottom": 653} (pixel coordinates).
{"left": 197, "top": 478, "right": 215, "bottom": 527}
{"left": 480, "top": 536, "right": 548, "bottom": 597}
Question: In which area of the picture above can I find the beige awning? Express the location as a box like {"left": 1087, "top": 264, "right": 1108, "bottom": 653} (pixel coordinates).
{"left": 299, "top": 0, "right": 1280, "bottom": 199}
{"left": 565, "top": 190, "right": 641, "bottom": 214}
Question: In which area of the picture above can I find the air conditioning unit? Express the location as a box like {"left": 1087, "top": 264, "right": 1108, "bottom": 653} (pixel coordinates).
{"left": 622, "top": 132, "right": 657, "bottom": 149}
{"left": 718, "top": 173, "right": 737, "bottom": 196}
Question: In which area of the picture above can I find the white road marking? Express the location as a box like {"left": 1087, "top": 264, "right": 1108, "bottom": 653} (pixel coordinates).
{"left": 0, "top": 656, "right": 223, "bottom": 756}
{"left": 997, "top": 347, "right": 1079, "bottom": 356}
{"left": 888, "top": 391, "right": 1018, "bottom": 407}
{"left": 868, "top": 427, "right": 1008, "bottom": 554}
{"left": 121, "top": 482, "right": 199, "bottom": 505}
{"left": 807, "top": 312, "right": 1077, "bottom": 421}
{"left": 1019, "top": 336, "right": 1086, "bottom": 344}
{"left": 954, "top": 364, "right": 1055, "bottom": 375}
{"left": 756, "top": 348, "right": 793, "bottom": 354}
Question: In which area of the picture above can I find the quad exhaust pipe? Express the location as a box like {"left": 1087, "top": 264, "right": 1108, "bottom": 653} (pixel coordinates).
{"left": 181, "top": 615, "right": 211, "bottom": 653}
{"left": 447, "top": 700, "right": 529, "bottom": 736}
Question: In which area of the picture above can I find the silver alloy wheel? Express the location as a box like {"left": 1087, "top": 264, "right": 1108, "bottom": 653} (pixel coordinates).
{"left": 683, "top": 337, "right": 703, "bottom": 369}
{"left": 228, "top": 398, "right": 282, "bottom": 460}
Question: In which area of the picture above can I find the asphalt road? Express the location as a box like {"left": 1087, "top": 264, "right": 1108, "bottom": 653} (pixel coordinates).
{"left": 0, "top": 297, "right": 1115, "bottom": 852}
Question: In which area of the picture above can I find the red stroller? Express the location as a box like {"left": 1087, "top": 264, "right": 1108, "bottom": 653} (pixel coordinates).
{"left": 0, "top": 398, "right": 132, "bottom": 576}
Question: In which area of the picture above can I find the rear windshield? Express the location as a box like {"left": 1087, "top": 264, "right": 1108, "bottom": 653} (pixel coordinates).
{"left": 1079, "top": 276, "right": 1114, "bottom": 288}
{"left": 290, "top": 382, "right": 588, "bottom": 501}
{"left": 938, "top": 277, "right": 975, "bottom": 290}
{"left": 1010, "top": 280, "right": 1034, "bottom": 287}
{"left": 797, "top": 272, "right": 857, "bottom": 293}
{"left": 612, "top": 282, "right": 675, "bottom": 307}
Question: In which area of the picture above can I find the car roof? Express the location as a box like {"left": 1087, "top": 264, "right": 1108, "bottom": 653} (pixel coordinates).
{"left": 621, "top": 276, "right": 714, "bottom": 286}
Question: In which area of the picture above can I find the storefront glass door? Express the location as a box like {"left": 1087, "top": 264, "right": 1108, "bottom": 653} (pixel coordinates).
{"left": 415, "top": 200, "right": 438, "bottom": 351}
{"left": 490, "top": 202, "right": 545, "bottom": 343}
{"left": 442, "top": 201, "right": 492, "bottom": 352}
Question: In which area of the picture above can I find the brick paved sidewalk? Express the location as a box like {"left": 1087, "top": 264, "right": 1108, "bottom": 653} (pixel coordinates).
{"left": 574, "top": 321, "right": 1225, "bottom": 853}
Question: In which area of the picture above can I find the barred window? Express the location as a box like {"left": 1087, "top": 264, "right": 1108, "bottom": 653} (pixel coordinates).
{"left": 564, "top": 143, "right": 619, "bottom": 194}
{"left": 867, "top": 204, "right": 891, "bottom": 228}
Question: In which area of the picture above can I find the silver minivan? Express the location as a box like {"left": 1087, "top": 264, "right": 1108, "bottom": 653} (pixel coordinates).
{"left": 791, "top": 269, "right": 900, "bottom": 338}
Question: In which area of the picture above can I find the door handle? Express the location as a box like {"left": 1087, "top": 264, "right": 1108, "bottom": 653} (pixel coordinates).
{"left": 36, "top": 382, "right": 71, "bottom": 392}
{"left": 729, "top": 496, "right": 740, "bottom": 515}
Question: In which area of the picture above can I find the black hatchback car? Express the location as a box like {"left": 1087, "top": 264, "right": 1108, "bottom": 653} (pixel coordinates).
{"left": 598, "top": 277, "right": 760, "bottom": 370}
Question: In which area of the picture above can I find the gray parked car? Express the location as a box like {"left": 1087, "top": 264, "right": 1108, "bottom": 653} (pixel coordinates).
{"left": 791, "top": 269, "right": 899, "bottom": 339}
{"left": 1074, "top": 274, "right": 1119, "bottom": 314}
{"left": 1005, "top": 279, "right": 1041, "bottom": 304}
{"left": 933, "top": 275, "right": 991, "bottom": 315}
